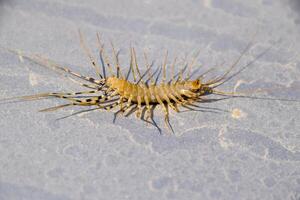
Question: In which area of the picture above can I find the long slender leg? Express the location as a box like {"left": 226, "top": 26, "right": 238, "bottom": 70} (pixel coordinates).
{"left": 101, "top": 101, "right": 120, "bottom": 111}
{"left": 113, "top": 101, "right": 134, "bottom": 123}
{"left": 143, "top": 50, "right": 154, "bottom": 84}
{"left": 170, "top": 56, "right": 177, "bottom": 83}
{"left": 96, "top": 33, "right": 106, "bottom": 79}
{"left": 55, "top": 100, "right": 120, "bottom": 121}
{"left": 136, "top": 86, "right": 143, "bottom": 118}
{"left": 147, "top": 104, "right": 162, "bottom": 134}
{"left": 126, "top": 95, "right": 133, "bottom": 108}
{"left": 39, "top": 103, "right": 75, "bottom": 112}
{"left": 129, "top": 46, "right": 137, "bottom": 82}
{"left": 162, "top": 50, "right": 168, "bottom": 83}
{"left": 159, "top": 85, "right": 177, "bottom": 112}
{"left": 154, "top": 90, "right": 173, "bottom": 133}
{"left": 168, "top": 64, "right": 188, "bottom": 84}
{"left": 143, "top": 87, "right": 151, "bottom": 122}
{"left": 163, "top": 103, "right": 174, "bottom": 134}
{"left": 124, "top": 104, "right": 138, "bottom": 117}
{"left": 109, "top": 40, "right": 123, "bottom": 78}
{"left": 4, "top": 91, "right": 98, "bottom": 104}
{"left": 131, "top": 47, "right": 142, "bottom": 81}
{"left": 56, "top": 107, "right": 102, "bottom": 121}
{"left": 78, "top": 29, "right": 103, "bottom": 78}
{"left": 96, "top": 33, "right": 114, "bottom": 77}
{"left": 34, "top": 54, "right": 103, "bottom": 85}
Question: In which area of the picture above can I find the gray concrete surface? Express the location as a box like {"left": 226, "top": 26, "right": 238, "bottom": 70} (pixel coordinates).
{"left": 0, "top": 0, "right": 300, "bottom": 199}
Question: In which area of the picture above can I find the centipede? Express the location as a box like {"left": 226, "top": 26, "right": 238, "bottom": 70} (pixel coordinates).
{"left": 1, "top": 31, "right": 299, "bottom": 134}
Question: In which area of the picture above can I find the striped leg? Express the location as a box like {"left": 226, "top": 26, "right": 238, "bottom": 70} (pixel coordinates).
{"left": 78, "top": 29, "right": 103, "bottom": 78}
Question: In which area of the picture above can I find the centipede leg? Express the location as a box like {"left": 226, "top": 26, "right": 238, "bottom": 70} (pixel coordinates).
{"left": 124, "top": 104, "right": 138, "bottom": 117}
{"left": 109, "top": 40, "right": 122, "bottom": 78}
{"left": 103, "top": 101, "right": 119, "bottom": 111}
{"left": 113, "top": 102, "right": 129, "bottom": 123}
{"left": 163, "top": 103, "right": 174, "bottom": 134}
{"left": 168, "top": 102, "right": 179, "bottom": 112}
{"left": 136, "top": 92, "right": 142, "bottom": 119}
{"left": 96, "top": 33, "right": 114, "bottom": 76}
{"left": 140, "top": 105, "right": 156, "bottom": 127}
{"left": 39, "top": 103, "right": 76, "bottom": 112}
{"left": 78, "top": 30, "right": 103, "bottom": 78}
{"left": 147, "top": 104, "right": 162, "bottom": 134}
{"left": 144, "top": 94, "right": 151, "bottom": 122}
{"left": 33, "top": 54, "right": 104, "bottom": 86}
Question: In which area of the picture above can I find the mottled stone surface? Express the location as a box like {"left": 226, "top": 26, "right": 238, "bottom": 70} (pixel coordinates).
{"left": 0, "top": 0, "right": 300, "bottom": 199}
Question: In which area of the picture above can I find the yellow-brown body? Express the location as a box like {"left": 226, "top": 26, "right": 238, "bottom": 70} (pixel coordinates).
{"left": 106, "top": 77, "right": 201, "bottom": 104}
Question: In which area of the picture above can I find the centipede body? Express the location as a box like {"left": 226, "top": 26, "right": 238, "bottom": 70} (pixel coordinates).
{"left": 1, "top": 31, "right": 299, "bottom": 134}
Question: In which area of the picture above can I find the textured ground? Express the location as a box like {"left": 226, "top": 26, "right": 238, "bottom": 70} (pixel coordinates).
{"left": 0, "top": 0, "right": 300, "bottom": 200}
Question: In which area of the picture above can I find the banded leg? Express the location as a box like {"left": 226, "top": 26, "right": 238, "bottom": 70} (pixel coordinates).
{"left": 78, "top": 29, "right": 103, "bottom": 78}
{"left": 34, "top": 54, "right": 103, "bottom": 85}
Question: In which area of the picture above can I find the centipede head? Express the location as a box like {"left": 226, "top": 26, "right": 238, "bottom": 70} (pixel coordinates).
{"left": 184, "top": 79, "right": 202, "bottom": 91}
{"left": 184, "top": 79, "right": 214, "bottom": 96}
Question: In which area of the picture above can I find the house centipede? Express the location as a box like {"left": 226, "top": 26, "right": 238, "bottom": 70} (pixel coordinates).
{"left": 1, "top": 31, "right": 299, "bottom": 134}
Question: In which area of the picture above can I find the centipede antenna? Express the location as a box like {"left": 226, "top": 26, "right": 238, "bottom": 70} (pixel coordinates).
{"left": 185, "top": 102, "right": 229, "bottom": 113}
{"left": 162, "top": 50, "right": 168, "bottom": 83}
{"left": 78, "top": 30, "right": 103, "bottom": 79}
{"left": 197, "top": 97, "right": 232, "bottom": 105}
{"left": 196, "top": 66, "right": 217, "bottom": 80}
{"left": 212, "top": 89, "right": 300, "bottom": 102}
{"left": 96, "top": 33, "right": 107, "bottom": 79}
{"left": 186, "top": 50, "right": 200, "bottom": 80}
{"left": 175, "top": 64, "right": 189, "bottom": 83}
{"left": 109, "top": 40, "right": 122, "bottom": 78}
{"left": 180, "top": 105, "right": 221, "bottom": 114}
{"left": 185, "top": 67, "right": 201, "bottom": 81}
{"left": 211, "top": 45, "right": 273, "bottom": 88}
{"left": 208, "top": 33, "right": 257, "bottom": 86}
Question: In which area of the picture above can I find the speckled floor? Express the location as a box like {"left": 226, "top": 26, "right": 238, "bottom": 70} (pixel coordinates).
{"left": 0, "top": 0, "right": 300, "bottom": 199}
